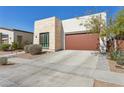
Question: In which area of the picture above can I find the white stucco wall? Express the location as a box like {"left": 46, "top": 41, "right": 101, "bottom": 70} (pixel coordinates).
{"left": 0, "top": 29, "right": 14, "bottom": 44}
{"left": 62, "top": 12, "right": 106, "bottom": 33}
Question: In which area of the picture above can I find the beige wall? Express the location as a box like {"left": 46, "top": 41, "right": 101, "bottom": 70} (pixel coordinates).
{"left": 34, "top": 17, "right": 63, "bottom": 51}
{"left": 14, "top": 31, "right": 33, "bottom": 46}
{"left": 0, "top": 29, "right": 14, "bottom": 44}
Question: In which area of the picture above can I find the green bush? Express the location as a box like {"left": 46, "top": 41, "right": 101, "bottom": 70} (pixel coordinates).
{"left": 11, "top": 42, "right": 18, "bottom": 50}
{"left": 110, "top": 50, "right": 120, "bottom": 61}
{"left": 0, "top": 44, "right": 11, "bottom": 51}
{"left": 116, "top": 51, "right": 124, "bottom": 65}
{"left": 28, "top": 44, "right": 42, "bottom": 55}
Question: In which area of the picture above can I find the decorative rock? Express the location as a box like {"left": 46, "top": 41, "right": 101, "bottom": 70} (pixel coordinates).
{"left": 0, "top": 57, "right": 8, "bottom": 65}
{"left": 28, "top": 44, "right": 42, "bottom": 55}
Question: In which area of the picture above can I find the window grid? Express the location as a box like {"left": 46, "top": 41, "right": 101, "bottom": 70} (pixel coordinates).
{"left": 40, "top": 32, "right": 49, "bottom": 48}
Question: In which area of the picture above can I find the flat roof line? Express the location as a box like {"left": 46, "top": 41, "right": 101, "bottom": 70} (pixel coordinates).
{"left": 0, "top": 27, "right": 33, "bottom": 34}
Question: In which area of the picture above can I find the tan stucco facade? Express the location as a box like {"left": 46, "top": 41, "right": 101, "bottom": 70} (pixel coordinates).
{"left": 34, "top": 17, "right": 64, "bottom": 51}
{"left": 0, "top": 28, "right": 33, "bottom": 45}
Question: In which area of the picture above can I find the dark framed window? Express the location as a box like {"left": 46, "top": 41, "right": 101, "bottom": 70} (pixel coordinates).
{"left": 40, "top": 32, "right": 49, "bottom": 48}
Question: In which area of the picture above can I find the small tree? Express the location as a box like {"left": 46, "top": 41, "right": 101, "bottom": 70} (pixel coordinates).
{"left": 84, "top": 15, "right": 106, "bottom": 34}
{"left": 114, "top": 9, "right": 124, "bottom": 50}
{"left": 84, "top": 15, "right": 107, "bottom": 53}
{"left": 105, "top": 9, "right": 124, "bottom": 52}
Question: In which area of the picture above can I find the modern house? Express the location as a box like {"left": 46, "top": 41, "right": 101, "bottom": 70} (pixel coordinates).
{"left": 0, "top": 28, "right": 33, "bottom": 46}
{"left": 34, "top": 12, "right": 106, "bottom": 52}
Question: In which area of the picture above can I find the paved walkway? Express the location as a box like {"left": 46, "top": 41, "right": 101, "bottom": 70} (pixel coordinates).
{"left": 0, "top": 50, "right": 124, "bottom": 87}
{"left": 96, "top": 54, "right": 110, "bottom": 71}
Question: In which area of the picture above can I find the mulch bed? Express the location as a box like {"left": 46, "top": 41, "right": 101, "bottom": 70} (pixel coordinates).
{"left": 108, "top": 60, "right": 124, "bottom": 73}
{"left": 94, "top": 80, "right": 124, "bottom": 87}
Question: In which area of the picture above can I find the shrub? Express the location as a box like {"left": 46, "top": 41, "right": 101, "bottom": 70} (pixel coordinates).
{"left": 0, "top": 44, "right": 11, "bottom": 51}
{"left": 28, "top": 44, "right": 42, "bottom": 55}
{"left": 116, "top": 51, "right": 124, "bottom": 65}
{"left": 110, "top": 50, "right": 120, "bottom": 61}
{"left": 11, "top": 42, "right": 18, "bottom": 50}
{"left": 24, "top": 45, "right": 31, "bottom": 53}
{"left": 0, "top": 57, "right": 8, "bottom": 65}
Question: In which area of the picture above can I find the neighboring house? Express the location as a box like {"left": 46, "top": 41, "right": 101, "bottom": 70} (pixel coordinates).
{"left": 34, "top": 12, "right": 106, "bottom": 52}
{"left": 0, "top": 28, "right": 33, "bottom": 46}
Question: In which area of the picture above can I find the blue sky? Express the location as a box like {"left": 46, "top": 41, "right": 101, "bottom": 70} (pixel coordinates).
{"left": 0, "top": 6, "right": 123, "bottom": 32}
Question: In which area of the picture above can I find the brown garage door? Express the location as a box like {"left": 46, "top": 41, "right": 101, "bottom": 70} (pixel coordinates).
{"left": 65, "top": 33, "right": 99, "bottom": 50}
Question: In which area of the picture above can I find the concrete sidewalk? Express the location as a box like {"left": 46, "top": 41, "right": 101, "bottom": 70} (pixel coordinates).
{"left": 96, "top": 54, "right": 110, "bottom": 71}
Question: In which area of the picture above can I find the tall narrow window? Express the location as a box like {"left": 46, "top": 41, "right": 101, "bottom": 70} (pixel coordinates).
{"left": 40, "top": 32, "right": 49, "bottom": 48}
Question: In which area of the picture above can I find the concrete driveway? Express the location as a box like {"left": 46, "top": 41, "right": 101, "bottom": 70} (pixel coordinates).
{"left": 0, "top": 50, "right": 124, "bottom": 87}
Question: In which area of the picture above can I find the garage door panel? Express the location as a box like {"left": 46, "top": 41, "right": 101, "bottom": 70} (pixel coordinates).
{"left": 65, "top": 33, "right": 99, "bottom": 50}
